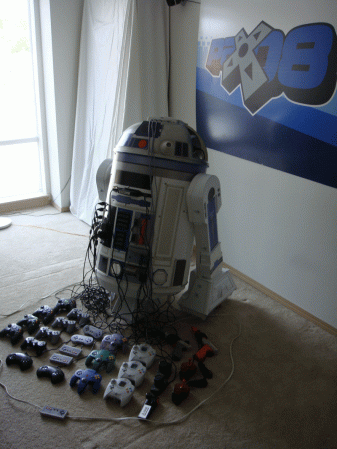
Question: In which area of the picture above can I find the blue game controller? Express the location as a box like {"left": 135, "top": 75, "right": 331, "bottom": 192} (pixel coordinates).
{"left": 100, "top": 333, "right": 128, "bottom": 354}
{"left": 69, "top": 369, "right": 102, "bottom": 394}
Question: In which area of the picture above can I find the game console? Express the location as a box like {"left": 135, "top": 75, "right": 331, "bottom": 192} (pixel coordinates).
{"left": 118, "top": 361, "right": 146, "bottom": 387}
{"left": 129, "top": 343, "right": 156, "bottom": 368}
{"left": 36, "top": 365, "right": 65, "bottom": 384}
{"left": 6, "top": 352, "right": 33, "bottom": 371}
{"left": 103, "top": 378, "right": 135, "bottom": 407}
{"left": 69, "top": 369, "right": 102, "bottom": 394}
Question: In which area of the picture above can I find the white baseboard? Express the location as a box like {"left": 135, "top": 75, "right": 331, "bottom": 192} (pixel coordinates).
{"left": 224, "top": 263, "right": 337, "bottom": 337}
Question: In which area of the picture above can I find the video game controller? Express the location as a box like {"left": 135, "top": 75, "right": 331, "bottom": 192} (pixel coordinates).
{"left": 16, "top": 314, "right": 40, "bottom": 334}
{"left": 35, "top": 326, "right": 61, "bottom": 345}
{"left": 100, "top": 334, "right": 128, "bottom": 354}
{"left": 53, "top": 298, "right": 76, "bottom": 315}
{"left": 32, "top": 305, "right": 55, "bottom": 325}
{"left": 69, "top": 369, "right": 102, "bottom": 394}
{"left": 6, "top": 352, "right": 33, "bottom": 371}
{"left": 85, "top": 349, "right": 116, "bottom": 373}
{"left": 0, "top": 323, "right": 23, "bottom": 345}
{"left": 103, "top": 378, "right": 135, "bottom": 407}
{"left": 118, "top": 361, "right": 146, "bottom": 387}
{"left": 20, "top": 337, "right": 47, "bottom": 356}
{"left": 36, "top": 365, "right": 65, "bottom": 384}
{"left": 51, "top": 317, "right": 76, "bottom": 333}
{"left": 67, "top": 308, "right": 90, "bottom": 327}
{"left": 129, "top": 343, "right": 156, "bottom": 368}
{"left": 70, "top": 334, "right": 94, "bottom": 345}
{"left": 82, "top": 324, "right": 103, "bottom": 340}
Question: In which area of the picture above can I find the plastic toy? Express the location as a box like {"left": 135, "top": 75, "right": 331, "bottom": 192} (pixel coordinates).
{"left": 36, "top": 365, "right": 65, "bottom": 384}
{"left": 6, "top": 353, "right": 33, "bottom": 371}
{"left": 85, "top": 349, "right": 116, "bottom": 373}
{"left": 69, "top": 369, "right": 102, "bottom": 394}
{"left": 0, "top": 323, "right": 23, "bottom": 345}
{"left": 103, "top": 378, "right": 135, "bottom": 407}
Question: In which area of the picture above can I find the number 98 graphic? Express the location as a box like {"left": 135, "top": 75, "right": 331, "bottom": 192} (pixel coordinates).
{"left": 206, "top": 22, "right": 337, "bottom": 114}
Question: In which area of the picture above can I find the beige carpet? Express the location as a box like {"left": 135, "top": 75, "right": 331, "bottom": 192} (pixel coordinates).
{"left": 0, "top": 207, "right": 336, "bottom": 449}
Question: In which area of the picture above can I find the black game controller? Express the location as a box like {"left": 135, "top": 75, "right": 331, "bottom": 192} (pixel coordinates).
{"left": 32, "top": 305, "right": 55, "bottom": 325}
{"left": 67, "top": 308, "right": 90, "bottom": 327}
{"left": 6, "top": 353, "right": 33, "bottom": 371}
{"left": 35, "top": 326, "right": 61, "bottom": 345}
{"left": 20, "top": 337, "right": 47, "bottom": 356}
{"left": 36, "top": 365, "right": 65, "bottom": 384}
{"left": 16, "top": 314, "right": 40, "bottom": 334}
{"left": 0, "top": 323, "right": 23, "bottom": 345}
{"left": 51, "top": 317, "right": 76, "bottom": 334}
{"left": 52, "top": 298, "right": 76, "bottom": 315}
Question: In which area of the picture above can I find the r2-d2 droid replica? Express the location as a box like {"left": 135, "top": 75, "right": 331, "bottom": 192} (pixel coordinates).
{"left": 95, "top": 118, "right": 235, "bottom": 320}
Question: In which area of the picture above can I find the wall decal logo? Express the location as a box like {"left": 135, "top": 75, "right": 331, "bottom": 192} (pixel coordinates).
{"left": 206, "top": 21, "right": 337, "bottom": 115}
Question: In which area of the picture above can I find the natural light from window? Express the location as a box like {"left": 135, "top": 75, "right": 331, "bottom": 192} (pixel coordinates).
{"left": 0, "top": 0, "right": 45, "bottom": 203}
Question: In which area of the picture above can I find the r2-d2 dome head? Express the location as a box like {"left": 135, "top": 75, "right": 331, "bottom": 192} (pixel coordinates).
{"left": 116, "top": 118, "right": 208, "bottom": 164}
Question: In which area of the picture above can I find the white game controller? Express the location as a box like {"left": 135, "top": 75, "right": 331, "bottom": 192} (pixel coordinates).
{"left": 128, "top": 343, "right": 156, "bottom": 368}
{"left": 118, "top": 361, "right": 147, "bottom": 387}
{"left": 103, "top": 378, "right": 135, "bottom": 407}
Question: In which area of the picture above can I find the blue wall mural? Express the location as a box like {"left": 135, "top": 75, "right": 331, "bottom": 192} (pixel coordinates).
{"left": 196, "top": 4, "right": 337, "bottom": 189}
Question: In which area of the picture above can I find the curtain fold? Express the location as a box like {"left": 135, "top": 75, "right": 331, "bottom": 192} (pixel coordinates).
{"left": 70, "top": 0, "right": 169, "bottom": 224}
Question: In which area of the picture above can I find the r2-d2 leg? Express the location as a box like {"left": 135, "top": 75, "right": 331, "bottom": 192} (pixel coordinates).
{"left": 178, "top": 173, "right": 236, "bottom": 319}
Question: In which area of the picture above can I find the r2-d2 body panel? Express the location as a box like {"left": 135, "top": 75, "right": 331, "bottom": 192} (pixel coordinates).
{"left": 95, "top": 118, "right": 235, "bottom": 319}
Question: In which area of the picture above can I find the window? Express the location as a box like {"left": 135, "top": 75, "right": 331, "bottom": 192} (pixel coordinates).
{"left": 0, "top": 0, "right": 47, "bottom": 204}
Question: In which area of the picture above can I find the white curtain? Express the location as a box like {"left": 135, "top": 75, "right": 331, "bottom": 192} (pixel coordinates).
{"left": 70, "top": 0, "right": 169, "bottom": 224}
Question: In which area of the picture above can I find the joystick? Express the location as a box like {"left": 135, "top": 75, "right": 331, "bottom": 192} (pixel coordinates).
{"left": 67, "top": 308, "right": 90, "bottom": 327}
{"left": 118, "top": 361, "right": 146, "bottom": 387}
{"left": 52, "top": 298, "right": 76, "bottom": 315}
{"left": 103, "top": 378, "right": 135, "bottom": 407}
{"left": 20, "top": 337, "right": 47, "bottom": 356}
{"left": 16, "top": 314, "right": 40, "bottom": 334}
{"left": 6, "top": 352, "right": 33, "bottom": 371}
{"left": 32, "top": 305, "right": 55, "bottom": 325}
{"left": 129, "top": 343, "right": 156, "bottom": 368}
{"left": 36, "top": 365, "right": 65, "bottom": 384}
{"left": 51, "top": 317, "right": 76, "bottom": 334}
{"left": 35, "top": 326, "right": 61, "bottom": 345}
{"left": 100, "top": 334, "right": 128, "bottom": 354}
{"left": 0, "top": 323, "right": 23, "bottom": 345}
{"left": 70, "top": 369, "right": 102, "bottom": 394}
{"left": 85, "top": 349, "right": 116, "bottom": 373}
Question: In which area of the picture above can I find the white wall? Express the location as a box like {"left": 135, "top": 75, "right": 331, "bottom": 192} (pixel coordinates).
{"left": 39, "top": 0, "right": 83, "bottom": 210}
{"left": 169, "top": 1, "right": 337, "bottom": 329}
